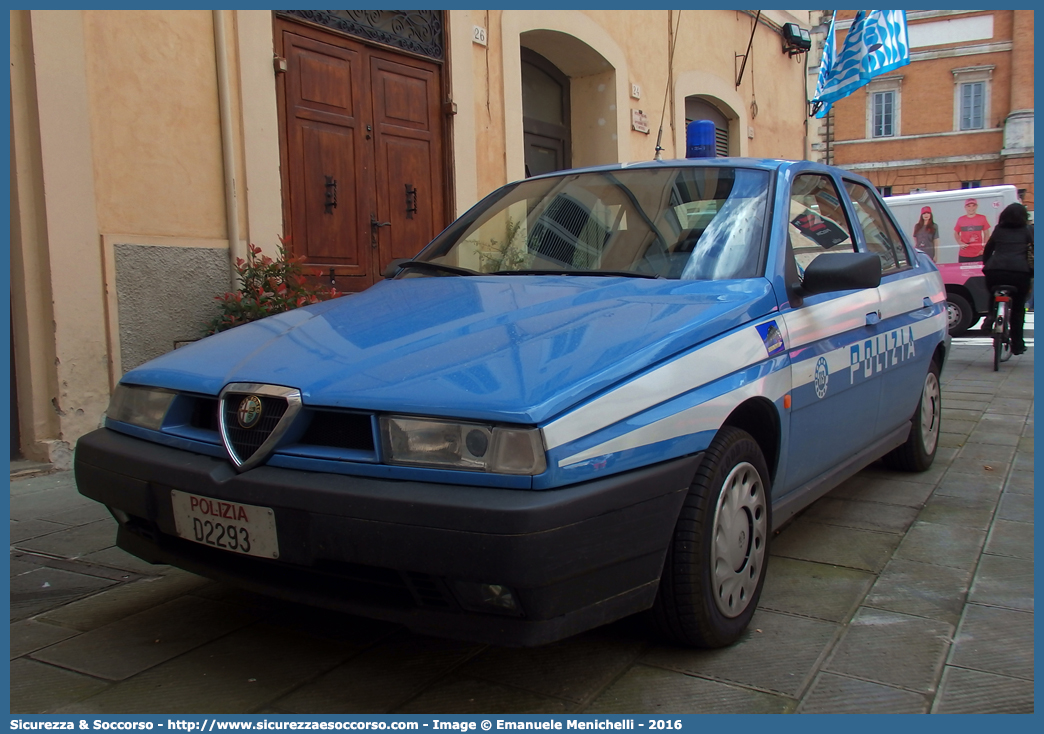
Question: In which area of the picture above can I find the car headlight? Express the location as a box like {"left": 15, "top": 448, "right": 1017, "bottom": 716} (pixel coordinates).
{"left": 106, "top": 384, "right": 176, "bottom": 431}
{"left": 379, "top": 416, "right": 547, "bottom": 475}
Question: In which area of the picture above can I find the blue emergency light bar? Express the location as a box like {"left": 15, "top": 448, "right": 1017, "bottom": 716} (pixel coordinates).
{"left": 686, "top": 120, "right": 716, "bottom": 159}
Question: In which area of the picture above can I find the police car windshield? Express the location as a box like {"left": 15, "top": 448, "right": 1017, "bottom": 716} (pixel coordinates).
{"left": 418, "top": 167, "right": 771, "bottom": 280}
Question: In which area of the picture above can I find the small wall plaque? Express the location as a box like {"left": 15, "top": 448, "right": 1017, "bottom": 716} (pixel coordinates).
{"left": 631, "top": 109, "right": 650, "bottom": 134}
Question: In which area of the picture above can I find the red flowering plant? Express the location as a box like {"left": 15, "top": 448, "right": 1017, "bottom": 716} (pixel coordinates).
{"left": 205, "top": 239, "right": 342, "bottom": 335}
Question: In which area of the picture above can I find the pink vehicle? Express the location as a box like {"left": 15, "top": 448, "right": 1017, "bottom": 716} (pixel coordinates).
{"left": 886, "top": 186, "right": 1020, "bottom": 335}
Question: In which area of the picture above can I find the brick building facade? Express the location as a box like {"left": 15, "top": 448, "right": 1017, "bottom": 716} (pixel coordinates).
{"left": 808, "top": 10, "right": 1033, "bottom": 214}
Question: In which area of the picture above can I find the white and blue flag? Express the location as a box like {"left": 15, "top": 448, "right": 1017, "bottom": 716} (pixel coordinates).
{"left": 811, "top": 10, "right": 910, "bottom": 119}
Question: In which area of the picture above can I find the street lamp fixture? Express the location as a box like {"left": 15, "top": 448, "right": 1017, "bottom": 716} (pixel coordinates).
{"left": 782, "top": 23, "right": 811, "bottom": 56}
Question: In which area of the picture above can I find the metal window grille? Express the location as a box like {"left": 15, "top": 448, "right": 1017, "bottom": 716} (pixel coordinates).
{"left": 275, "top": 9, "right": 444, "bottom": 61}
{"left": 527, "top": 194, "right": 608, "bottom": 269}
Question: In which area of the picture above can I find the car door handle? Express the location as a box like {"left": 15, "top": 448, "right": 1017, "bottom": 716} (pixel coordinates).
{"left": 866, "top": 311, "right": 881, "bottom": 326}
{"left": 923, "top": 297, "right": 934, "bottom": 309}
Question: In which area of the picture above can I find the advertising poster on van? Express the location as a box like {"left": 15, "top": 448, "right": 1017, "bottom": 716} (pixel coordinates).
{"left": 886, "top": 185, "right": 1019, "bottom": 334}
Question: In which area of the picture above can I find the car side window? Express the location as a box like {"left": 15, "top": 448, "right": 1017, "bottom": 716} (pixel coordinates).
{"left": 844, "top": 181, "right": 911, "bottom": 274}
{"left": 788, "top": 174, "right": 856, "bottom": 277}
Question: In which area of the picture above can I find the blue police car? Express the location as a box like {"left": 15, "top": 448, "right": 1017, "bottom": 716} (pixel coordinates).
{"left": 75, "top": 158, "right": 948, "bottom": 648}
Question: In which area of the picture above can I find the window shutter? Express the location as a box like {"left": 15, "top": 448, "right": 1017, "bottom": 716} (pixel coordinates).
{"left": 715, "top": 127, "right": 729, "bottom": 157}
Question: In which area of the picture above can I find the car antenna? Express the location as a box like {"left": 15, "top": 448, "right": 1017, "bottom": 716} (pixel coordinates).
{"left": 653, "top": 11, "right": 682, "bottom": 161}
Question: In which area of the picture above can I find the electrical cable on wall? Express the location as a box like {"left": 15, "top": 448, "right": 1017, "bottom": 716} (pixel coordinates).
{"left": 749, "top": 13, "right": 758, "bottom": 119}
{"left": 653, "top": 10, "right": 682, "bottom": 160}
{"left": 485, "top": 11, "right": 491, "bottom": 120}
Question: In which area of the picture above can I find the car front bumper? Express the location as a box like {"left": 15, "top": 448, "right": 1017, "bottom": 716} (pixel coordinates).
{"left": 74, "top": 428, "right": 700, "bottom": 646}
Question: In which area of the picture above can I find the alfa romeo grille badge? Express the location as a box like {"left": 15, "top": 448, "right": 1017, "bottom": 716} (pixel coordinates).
{"left": 237, "top": 395, "right": 263, "bottom": 429}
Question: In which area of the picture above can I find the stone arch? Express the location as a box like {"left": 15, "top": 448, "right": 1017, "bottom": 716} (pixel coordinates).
{"left": 502, "top": 11, "right": 629, "bottom": 180}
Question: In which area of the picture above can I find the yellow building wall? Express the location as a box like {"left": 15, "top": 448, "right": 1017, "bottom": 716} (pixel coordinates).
{"left": 11, "top": 9, "right": 261, "bottom": 465}
{"left": 669, "top": 10, "right": 810, "bottom": 159}
{"left": 11, "top": 8, "right": 814, "bottom": 462}
{"left": 459, "top": 8, "right": 810, "bottom": 194}
{"left": 11, "top": 10, "right": 112, "bottom": 465}
{"left": 473, "top": 10, "right": 508, "bottom": 196}
{"left": 82, "top": 10, "right": 231, "bottom": 239}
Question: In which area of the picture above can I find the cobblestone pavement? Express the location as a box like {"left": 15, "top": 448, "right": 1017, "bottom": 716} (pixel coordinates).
{"left": 10, "top": 337, "right": 1033, "bottom": 715}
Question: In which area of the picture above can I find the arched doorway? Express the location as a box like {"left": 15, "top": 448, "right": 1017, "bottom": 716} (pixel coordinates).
{"left": 521, "top": 48, "right": 571, "bottom": 176}
{"left": 502, "top": 17, "right": 625, "bottom": 180}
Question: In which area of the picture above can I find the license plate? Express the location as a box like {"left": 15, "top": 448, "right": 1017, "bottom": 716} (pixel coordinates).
{"left": 170, "top": 490, "right": 279, "bottom": 559}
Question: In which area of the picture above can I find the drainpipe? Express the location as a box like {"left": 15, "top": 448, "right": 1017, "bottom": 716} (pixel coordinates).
{"left": 803, "top": 35, "right": 809, "bottom": 161}
{"left": 213, "top": 9, "right": 242, "bottom": 289}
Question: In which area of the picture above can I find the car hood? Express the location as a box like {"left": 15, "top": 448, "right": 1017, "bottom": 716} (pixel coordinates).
{"left": 125, "top": 276, "right": 778, "bottom": 424}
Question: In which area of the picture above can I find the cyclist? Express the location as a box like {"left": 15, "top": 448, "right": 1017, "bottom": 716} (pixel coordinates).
{"left": 982, "top": 202, "right": 1034, "bottom": 355}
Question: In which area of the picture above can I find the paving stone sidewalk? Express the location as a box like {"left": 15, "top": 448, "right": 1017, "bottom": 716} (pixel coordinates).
{"left": 10, "top": 339, "right": 1033, "bottom": 715}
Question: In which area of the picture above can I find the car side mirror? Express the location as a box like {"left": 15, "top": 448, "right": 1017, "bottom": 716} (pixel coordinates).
{"left": 796, "top": 252, "right": 882, "bottom": 297}
{"left": 382, "top": 258, "right": 410, "bottom": 278}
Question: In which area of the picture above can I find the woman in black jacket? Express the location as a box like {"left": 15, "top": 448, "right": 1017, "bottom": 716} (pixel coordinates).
{"left": 982, "top": 203, "right": 1034, "bottom": 355}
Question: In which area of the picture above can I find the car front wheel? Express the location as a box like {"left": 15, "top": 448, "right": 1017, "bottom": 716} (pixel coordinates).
{"left": 652, "top": 426, "right": 770, "bottom": 648}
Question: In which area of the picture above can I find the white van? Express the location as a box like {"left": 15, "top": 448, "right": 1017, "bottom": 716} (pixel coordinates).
{"left": 885, "top": 185, "right": 1020, "bottom": 335}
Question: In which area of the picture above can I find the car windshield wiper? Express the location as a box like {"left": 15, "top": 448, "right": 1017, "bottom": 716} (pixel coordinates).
{"left": 392, "top": 260, "right": 479, "bottom": 277}
{"left": 492, "top": 269, "right": 662, "bottom": 279}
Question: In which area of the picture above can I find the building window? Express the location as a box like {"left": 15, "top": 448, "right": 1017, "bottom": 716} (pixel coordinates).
{"left": 872, "top": 91, "right": 895, "bottom": 137}
{"left": 865, "top": 75, "right": 901, "bottom": 139}
{"left": 961, "top": 180, "right": 982, "bottom": 189}
{"left": 952, "top": 66, "right": 993, "bottom": 133}
{"left": 960, "top": 82, "right": 985, "bottom": 130}
{"left": 878, "top": 185, "right": 893, "bottom": 197}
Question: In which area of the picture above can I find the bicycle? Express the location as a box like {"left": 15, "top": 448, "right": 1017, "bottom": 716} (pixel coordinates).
{"left": 991, "top": 285, "right": 1016, "bottom": 371}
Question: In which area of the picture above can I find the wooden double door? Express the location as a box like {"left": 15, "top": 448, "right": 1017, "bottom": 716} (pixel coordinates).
{"left": 276, "top": 19, "right": 447, "bottom": 291}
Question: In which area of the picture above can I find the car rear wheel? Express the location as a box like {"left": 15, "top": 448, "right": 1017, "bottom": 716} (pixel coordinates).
{"left": 883, "top": 359, "right": 941, "bottom": 472}
{"left": 946, "top": 292, "right": 973, "bottom": 336}
{"left": 651, "top": 426, "right": 770, "bottom": 648}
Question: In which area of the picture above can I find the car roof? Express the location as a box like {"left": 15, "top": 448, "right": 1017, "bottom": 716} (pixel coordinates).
{"left": 522, "top": 157, "right": 868, "bottom": 186}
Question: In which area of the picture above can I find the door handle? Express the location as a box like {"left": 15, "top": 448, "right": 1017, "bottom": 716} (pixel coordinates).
{"left": 324, "top": 176, "right": 337, "bottom": 214}
{"left": 370, "top": 213, "right": 391, "bottom": 248}
{"left": 866, "top": 311, "right": 881, "bottom": 326}
{"left": 405, "top": 184, "right": 418, "bottom": 219}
